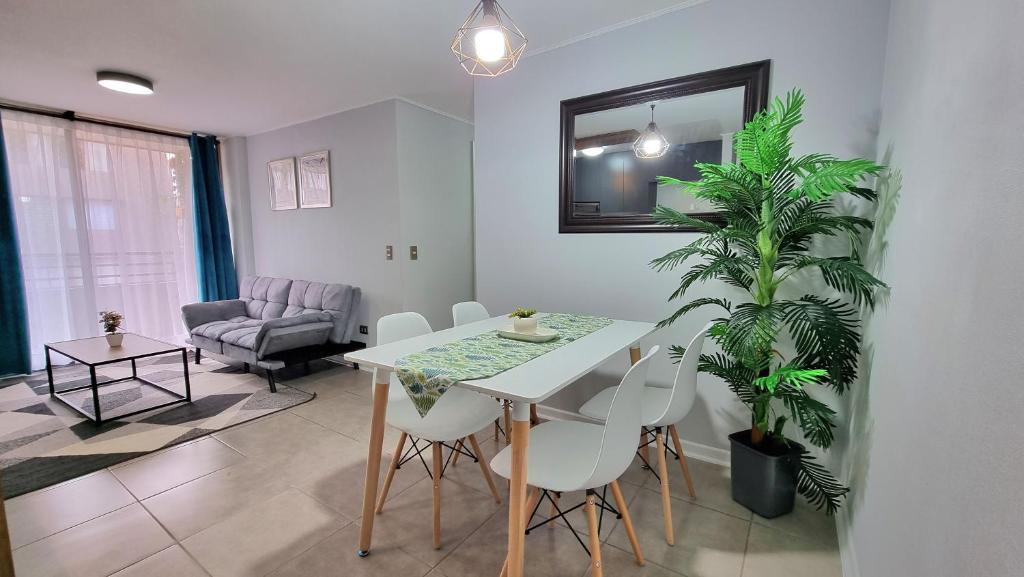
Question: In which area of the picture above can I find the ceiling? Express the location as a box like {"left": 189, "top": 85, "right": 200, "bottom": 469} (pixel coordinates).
{"left": 0, "top": 0, "right": 704, "bottom": 136}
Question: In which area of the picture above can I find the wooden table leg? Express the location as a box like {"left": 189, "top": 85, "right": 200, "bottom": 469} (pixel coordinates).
{"left": 505, "top": 401, "right": 531, "bottom": 577}
{"left": 357, "top": 368, "right": 390, "bottom": 557}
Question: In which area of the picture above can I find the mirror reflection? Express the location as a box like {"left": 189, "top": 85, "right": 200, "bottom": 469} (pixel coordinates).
{"left": 571, "top": 86, "right": 745, "bottom": 217}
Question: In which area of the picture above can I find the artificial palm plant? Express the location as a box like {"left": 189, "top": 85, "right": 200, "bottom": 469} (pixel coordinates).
{"left": 652, "top": 89, "right": 885, "bottom": 514}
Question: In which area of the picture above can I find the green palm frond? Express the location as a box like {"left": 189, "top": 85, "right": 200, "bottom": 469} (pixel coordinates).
{"left": 790, "top": 156, "right": 884, "bottom": 201}
{"left": 795, "top": 447, "right": 849, "bottom": 515}
{"left": 781, "top": 296, "right": 862, "bottom": 391}
{"left": 697, "top": 353, "right": 758, "bottom": 403}
{"left": 652, "top": 204, "right": 723, "bottom": 234}
{"left": 657, "top": 297, "right": 732, "bottom": 329}
{"left": 752, "top": 366, "right": 827, "bottom": 394}
{"left": 734, "top": 90, "right": 805, "bottom": 176}
{"left": 776, "top": 383, "right": 837, "bottom": 448}
{"left": 787, "top": 256, "right": 886, "bottom": 307}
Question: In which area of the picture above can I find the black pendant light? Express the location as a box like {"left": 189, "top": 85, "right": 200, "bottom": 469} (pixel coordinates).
{"left": 451, "top": 0, "right": 527, "bottom": 77}
{"left": 633, "top": 104, "right": 670, "bottom": 159}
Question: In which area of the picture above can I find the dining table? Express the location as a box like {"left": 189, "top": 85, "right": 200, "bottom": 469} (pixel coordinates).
{"left": 344, "top": 313, "right": 657, "bottom": 577}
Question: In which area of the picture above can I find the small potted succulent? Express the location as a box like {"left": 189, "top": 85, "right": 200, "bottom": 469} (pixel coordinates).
{"left": 99, "top": 310, "right": 125, "bottom": 347}
{"left": 508, "top": 308, "right": 538, "bottom": 334}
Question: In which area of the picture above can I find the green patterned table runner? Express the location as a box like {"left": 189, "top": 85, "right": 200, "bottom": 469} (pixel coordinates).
{"left": 396, "top": 313, "right": 613, "bottom": 416}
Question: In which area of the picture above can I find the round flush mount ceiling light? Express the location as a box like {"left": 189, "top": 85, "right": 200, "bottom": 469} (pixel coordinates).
{"left": 633, "top": 104, "right": 670, "bottom": 159}
{"left": 96, "top": 70, "right": 154, "bottom": 95}
{"left": 580, "top": 147, "right": 605, "bottom": 157}
{"left": 451, "top": 0, "right": 527, "bottom": 77}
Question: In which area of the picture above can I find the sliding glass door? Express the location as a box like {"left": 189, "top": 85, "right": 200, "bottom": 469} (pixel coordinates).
{"left": 2, "top": 111, "right": 197, "bottom": 369}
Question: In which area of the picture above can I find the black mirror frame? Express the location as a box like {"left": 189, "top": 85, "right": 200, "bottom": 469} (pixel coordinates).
{"left": 559, "top": 60, "right": 771, "bottom": 233}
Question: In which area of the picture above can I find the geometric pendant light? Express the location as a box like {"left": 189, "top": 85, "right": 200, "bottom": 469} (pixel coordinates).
{"left": 451, "top": 0, "right": 527, "bottom": 77}
{"left": 633, "top": 103, "right": 671, "bottom": 159}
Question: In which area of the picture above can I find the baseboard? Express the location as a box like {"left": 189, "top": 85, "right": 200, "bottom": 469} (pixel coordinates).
{"left": 536, "top": 405, "right": 732, "bottom": 468}
{"left": 836, "top": 506, "right": 860, "bottom": 577}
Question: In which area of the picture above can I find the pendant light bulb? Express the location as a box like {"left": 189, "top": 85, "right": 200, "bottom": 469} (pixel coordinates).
{"left": 451, "top": 0, "right": 527, "bottom": 77}
{"left": 633, "top": 103, "right": 671, "bottom": 159}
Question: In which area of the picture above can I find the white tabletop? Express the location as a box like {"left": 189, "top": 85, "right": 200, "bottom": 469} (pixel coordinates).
{"left": 344, "top": 315, "right": 657, "bottom": 403}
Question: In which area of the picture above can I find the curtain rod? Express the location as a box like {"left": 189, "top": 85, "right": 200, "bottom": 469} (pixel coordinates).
{"left": 0, "top": 101, "right": 215, "bottom": 141}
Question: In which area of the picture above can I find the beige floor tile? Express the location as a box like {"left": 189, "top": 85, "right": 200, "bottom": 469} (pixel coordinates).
{"left": 13, "top": 503, "right": 174, "bottom": 577}
{"left": 291, "top": 439, "right": 426, "bottom": 519}
{"left": 641, "top": 456, "right": 754, "bottom": 521}
{"left": 436, "top": 507, "right": 591, "bottom": 577}
{"left": 181, "top": 488, "right": 348, "bottom": 577}
{"left": 741, "top": 523, "right": 842, "bottom": 577}
{"left": 287, "top": 390, "right": 403, "bottom": 447}
{"left": 213, "top": 411, "right": 336, "bottom": 461}
{"left": 6, "top": 470, "right": 136, "bottom": 549}
{"left": 372, "top": 475, "right": 503, "bottom": 567}
{"left": 287, "top": 367, "right": 369, "bottom": 399}
{"left": 269, "top": 523, "right": 432, "bottom": 577}
{"left": 111, "top": 545, "right": 210, "bottom": 577}
{"left": 111, "top": 437, "right": 245, "bottom": 499}
{"left": 585, "top": 543, "right": 682, "bottom": 577}
{"left": 606, "top": 488, "right": 749, "bottom": 577}
{"left": 752, "top": 500, "right": 838, "bottom": 546}
{"left": 141, "top": 458, "right": 295, "bottom": 540}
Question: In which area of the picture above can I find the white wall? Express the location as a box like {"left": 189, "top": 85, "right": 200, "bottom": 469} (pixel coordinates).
{"left": 839, "top": 1, "right": 1024, "bottom": 575}
{"left": 244, "top": 99, "right": 475, "bottom": 344}
{"left": 473, "top": 0, "right": 891, "bottom": 450}
{"left": 221, "top": 136, "right": 256, "bottom": 279}
{"left": 396, "top": 101, "right": 475, "bottom": 330}
{"left": 246, "top": 100, "right": 403, "bottom": 345}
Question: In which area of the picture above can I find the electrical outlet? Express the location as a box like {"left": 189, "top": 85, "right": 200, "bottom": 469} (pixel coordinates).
{"left": 359, "top": 325, "right": 368, "bottom": 335}
{"left": 385, "top": 245, "right": 393, "bottom": 260}
{"left": 409, "top": 245, "right": 418, "bottom": 260}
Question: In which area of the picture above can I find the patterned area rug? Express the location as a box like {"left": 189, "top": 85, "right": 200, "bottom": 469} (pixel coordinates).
{"left": 0, "top": 352, "right": 315, "bottom": 497}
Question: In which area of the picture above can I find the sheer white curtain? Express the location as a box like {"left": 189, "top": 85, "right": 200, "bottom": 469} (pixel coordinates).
{"left": 2, "top": 111, "right": 198, "bottom": 369}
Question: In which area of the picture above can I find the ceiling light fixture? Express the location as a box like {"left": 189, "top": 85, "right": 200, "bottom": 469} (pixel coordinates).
{"left": 580, "top": 147, "right": 605, "bottom": 157}
{"left": 96, "top": 70, "right": 154, "bottom": 95}
{"left": 451, "top": 0, "right": 527, "bottom": 77}
{"left": 633, "top": 104, "right": 670, "bottom": 159}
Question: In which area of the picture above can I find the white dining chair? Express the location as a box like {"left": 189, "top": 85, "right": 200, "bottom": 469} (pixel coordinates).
{"left": 452, "top": 301, "right": 512, "bottom": 446}
{"left": 373, "top": 312, "right": 504, "bottom": 550}
{"left": 490, "top": 346, "right": 658, "bottom": 577}
{"left": 578, "top": 322, "right": 712, "bottom": 545}
{"left": 452, "top": 300, "right": 490, "bottom": 326}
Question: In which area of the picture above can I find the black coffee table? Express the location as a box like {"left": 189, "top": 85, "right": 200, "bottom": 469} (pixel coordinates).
{"left": 44, "top": 334, "right": 192, "bottom": 425}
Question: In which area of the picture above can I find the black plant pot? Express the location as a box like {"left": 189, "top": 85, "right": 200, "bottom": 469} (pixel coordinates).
{"left": 728, "top": 430, "right": 802, "bottom": 518}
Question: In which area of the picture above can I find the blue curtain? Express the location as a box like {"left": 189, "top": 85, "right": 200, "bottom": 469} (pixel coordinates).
{"left": 0, "top": 112, "right": 31, "bottom": 376}
{"left": 189, "top": 134, "right": 238, "bottom": 302}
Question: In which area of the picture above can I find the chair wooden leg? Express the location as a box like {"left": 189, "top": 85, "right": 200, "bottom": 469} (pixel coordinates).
{"left": 669, "top": 424, "right": 697, "bottom": 498}
{"left": 432, "top": 441, "right": 443, "bottom": 550}
{"left": 451, "top": 438, "right": 463, "bottom": 466}
{"left": 548, "top": 492, "right": 559, "bottom": 527}
{"left": 375, "top": 432, "right": 407, "bottom": 513}
{"left": 655, "top": 429, "right": 675, "bottom": 545}
{"left": 494, "top": 418, "right": 500, "bottom": 441}
{"left": 584, "top": 491, "right": 604, "bottom": 577}
{"left": 610, "top": 480, "right": 645, "bottom": 566}
{"left": 467, "top": 434, "right": 502, "bottom": 503}
{"left": 529, "top": 403, "right": 540, "bottom": 425}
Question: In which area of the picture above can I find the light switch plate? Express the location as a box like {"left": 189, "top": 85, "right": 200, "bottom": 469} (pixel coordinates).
{"left": 409, "top": 245, "right": 418, "bottom": 260}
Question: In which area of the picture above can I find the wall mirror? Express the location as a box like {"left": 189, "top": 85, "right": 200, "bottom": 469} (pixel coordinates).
{"left": 559, "top": 60, "right": 770, "bottom": 233}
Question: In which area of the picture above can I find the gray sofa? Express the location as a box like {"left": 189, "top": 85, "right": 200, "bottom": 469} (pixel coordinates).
{"left": 181, "top": 275, "right": 364, "bottom": 391}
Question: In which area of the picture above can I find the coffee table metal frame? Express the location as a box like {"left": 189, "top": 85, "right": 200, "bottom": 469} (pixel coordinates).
{"left": 44, "top": 338, "right": 192, "bottom": 425}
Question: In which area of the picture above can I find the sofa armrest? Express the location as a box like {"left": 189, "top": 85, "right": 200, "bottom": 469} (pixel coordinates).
{"left": 181, "top": 299, "right": 247, "bottom": 332}
{"left": 254, "top": 313, "right": 333, "bottom": 357}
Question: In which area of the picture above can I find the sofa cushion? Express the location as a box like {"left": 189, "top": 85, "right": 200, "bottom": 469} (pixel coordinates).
{"left": 240, "top": 276, "right": 292, "bottom": 320}
{"left": 282, "top": 280, "right": 360, "bottom": 344}
{"left": 220, "top": 326, "right": 262, "bottom": 350}
{"left": 190, "top": 316, "right": 263, "bottom": 341}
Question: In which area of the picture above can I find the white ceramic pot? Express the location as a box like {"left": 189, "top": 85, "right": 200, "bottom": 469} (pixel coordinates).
{"left": 105, "top": 332, "right": 124, "bottom": 347}
{"left": 513, "top": 317, "right": 538, "bottom": 334}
